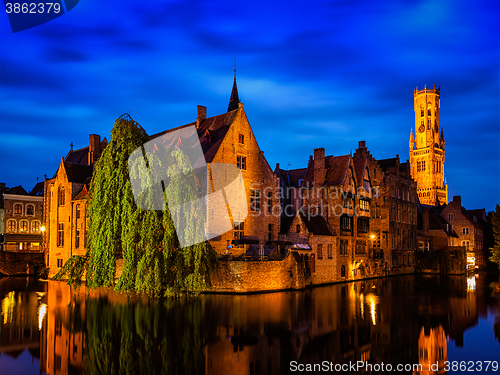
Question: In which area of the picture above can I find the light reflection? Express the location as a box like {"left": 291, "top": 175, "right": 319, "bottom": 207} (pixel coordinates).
{"left": 38, "top": 303, "right": 47, "bottom": 330}
{"left": 365, "top": 293, "right": 379, "bottom": 326}
{"left": 1, "top": 291, "right": 16, "bottom": 324}
{"left": 467, "top": 275, "right": 476, "bottom": 291}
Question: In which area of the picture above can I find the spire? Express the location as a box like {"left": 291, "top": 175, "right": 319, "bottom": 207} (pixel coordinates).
{"left": 227, "top": 58, "right": 240, "bottom": 112}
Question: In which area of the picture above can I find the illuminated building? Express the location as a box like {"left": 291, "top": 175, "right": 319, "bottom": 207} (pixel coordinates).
{"left": 409, "top": 85, "right": 447, "bottom": 206}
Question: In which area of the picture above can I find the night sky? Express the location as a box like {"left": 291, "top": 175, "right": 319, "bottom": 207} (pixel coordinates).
{"left": 1, "top": 0, "right": 499, "bottom": 211}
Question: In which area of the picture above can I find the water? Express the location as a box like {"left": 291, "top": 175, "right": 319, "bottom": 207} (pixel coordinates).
{"left": 0, "top": 273, "right": 499, "bottom": 375}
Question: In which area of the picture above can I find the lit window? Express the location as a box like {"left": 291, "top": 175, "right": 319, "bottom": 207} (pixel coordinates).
{"left": 14, "top": 204, "right": 22, "bottom": 215}
{"left": 32, "top": 221, "right": 40, "bottom": 232}
{"left": 317, "top": 244, "right": 323, "bottom": 259}
{"left": 360, "top": 199, "right": 370, "bottom": 212}
{"left": 19, "top": 220, "right": 28, "bottom": 232}
{"left": 8, "top": 220, "right": 16, "bottom": 232}
{"left": 327, "top": 244, "right": 333, "bottom": 259}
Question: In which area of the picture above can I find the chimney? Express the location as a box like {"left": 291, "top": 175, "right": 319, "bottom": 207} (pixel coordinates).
{"left": 452, "top": 196, "right": 461, "bottom": 206}
{"left": 358, "top": 140, "right": 366, "bottom": 149}
{"left": 313, "top": 148, "right": 325, "bottom": 187}
{"left": 196, "top": 105, "right": 207, "bottom": 128}
{"left": 276, "top": 163, "right": 280, "bottom": 170}
{"left": 88, "top": 134, "right": 101, "bottom": 165}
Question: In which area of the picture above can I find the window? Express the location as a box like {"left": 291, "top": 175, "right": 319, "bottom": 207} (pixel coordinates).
{"left": 463, "top": 227, "right": 469, "bottom": 235}
{"left": 32, "top": 221, "right": 40, "bottom": 232}
{"left": 317, "top": 244, "right": 323, "bottom": 259}
{"left": 340, "top": 239, "right": 349, "bottom": 255}
{"left": 57, "top": 258, "right": 63, "bottom": 268}
{"left": 340, "top": 215, "right": 352, "bottom": 231}
{"left": 357, "top": 217, "right": 369, "bottom": 233}
{"left": 461, "top": 240, "right": 470, "bottom": 251}
{"left": 58, "top": 186, "right": 65, "bottom": 206}
{"left": 19, "top": 220, "right": 28, "bottom": 232}
{"left": 57, "top": 223, "right": 64, "bottom": 247}
{"left": 234, "top": 221, "right": 244, "bottom": 240}
{"left": 75, "top": 230, "right": 80, "bottom": 249}
{"left": 14, "top": 203, "right": 22, "bottom": 214}
{"left": 421, "top": 109, "right": 424, "bottom": 117}
{"left": 341, "top": 265, "right": 346, "bottom": 277}
{"left": 296, "top": 224, "right": 300, "bottom": 233}
{"left": 267, "top": 191, "right": 272, "bottom": 214}
{"left": 26, "top": 204, "right": 34, "bottom": 216}
{"left": 448, "top": 213, "right": 454, "bottom": 221}
{"left": 427, "top": 119, "right": 431, "bottom": 129}
{"left": 428, "top": 109, "right": 432, "bottom": 116}
{"left": 359, "top": 199, "right": 369, "bottom": 212}
{"left": 8, "top": 220, "right": 16, "bottom": 232}
{"left": 355, "top": 240, "right": 366, "bottom": 254}
{"left": 238, "top": 134, "right": 244, "bottom": 144}
{"left": 268, "top": 223, "right": 274, "bottom": 241}
{"left": 327, "top": 244, "right": 333, "bottom": 259}
{"left": 76, "top": 204, "right": 81, "bottom": 219}
{"left": 343, "top": 198, "right": 353, "bottom": 209}
{"left": 250, "top": 189, "right": 260, "bottom": 211}
{"left": 237, "top": 156, "right": 247, "bottom": 170}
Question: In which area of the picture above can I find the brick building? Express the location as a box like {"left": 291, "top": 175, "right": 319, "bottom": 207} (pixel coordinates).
{"left": 44, "top": 135, "right": 107, "bottom": 276}
{"left": 439, "top": 196, "right": 485, "bottom": 269}
{"left": 1, "top": 183, "right": 44, "bottom": 252}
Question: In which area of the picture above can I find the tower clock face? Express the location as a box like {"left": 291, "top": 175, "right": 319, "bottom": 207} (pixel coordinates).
{"left": 419, "top": 125, "right": 425, "bottom": 133}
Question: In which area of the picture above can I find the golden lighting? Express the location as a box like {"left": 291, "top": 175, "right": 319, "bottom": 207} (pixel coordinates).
{"left": 38, "top": 303, "right": 48, "bottom": 330}
{"left": 41, "top": 226, "right": 46, "bottom": 232}
{"left": 370, "top": 234, "right": 376, "bottom": 239}
{"left": 365, "top": 293, "right": 379, "bottom": 326}
{"left": 1, "top": 291, "right": 16, "bottom": 325}
{"left": 467, "top": 276, "right": 476, "bottom": 292}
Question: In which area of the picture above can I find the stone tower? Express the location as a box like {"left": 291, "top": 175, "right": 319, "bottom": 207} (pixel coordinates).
{"left": 409, "top": 84, "right": 447, "bottom": 205}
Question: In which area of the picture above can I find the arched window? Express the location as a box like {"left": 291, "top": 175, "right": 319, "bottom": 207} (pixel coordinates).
{"left": 32, "top": 221, "right": 40, "bottom": 232}
{"left": 19, "top": 220, "right": 28, "bottom": 232}
{"left": 58, "top": 186, "right": 65, "bottom": 206}
{"left": 14, "top": 203, "right": 22, "bottom": 215}
{"left": 8, "top": 220, "right": 16, "bottom": 232}
{"left": 26, "top": 204, "right": 35, "bottom": 216}
{"left": 341, "top": 265, "right": 346, "bottom": 278}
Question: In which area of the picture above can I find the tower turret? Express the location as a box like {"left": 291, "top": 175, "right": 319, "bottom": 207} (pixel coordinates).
{"left": 410, "top": 85, "right": 447, "bottom": 205}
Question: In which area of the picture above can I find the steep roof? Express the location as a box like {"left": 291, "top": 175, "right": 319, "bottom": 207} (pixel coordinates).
{"left": 227, "top": 76, "right": 240, "bottom": 112}
{"left": 352, "top": 155, "right": 367, "bottom": 188}
{"left": 324, "top": 155, "right": 351, "bottom": 186}
{"left": 64, "top": 138, "right": 107, "bottom": 166}
{"left": 428, "top": 213, "right": 459, "bottom": 238}
{"left": 62, "top": 162, "right": 94, "bottom": 184}
{"left": 276, "top": 167, "right": 307, "bottom": 188}
{"left": 150, "top": 109, "right": 240, "bottom": 164}
{"left": 29, "top": 181, "right": 44, "bottom": 196}
{"left": 4, "top": 185, "right": 28, "bottom": 195}
{"left": 378, "top": 157, "right": 398, "bottom": 171}
{"left": 299, "top": 212, "right": 334, "bottom": 236}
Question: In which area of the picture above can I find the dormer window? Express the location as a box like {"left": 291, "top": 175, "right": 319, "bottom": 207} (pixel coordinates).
{"left": 238, "top": 134, "right": 244, "bottom": 144}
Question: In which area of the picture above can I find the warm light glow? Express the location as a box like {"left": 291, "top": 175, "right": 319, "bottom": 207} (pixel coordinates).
{"left": 38, "top": 303, "right": 48, "bottom": 330}
{"left": 467, "top": 276, "right": 476, "bottom": 292}
{"left": 41, "top": 226, "right": 46, "bottom": 232}
{"left": 365, "top": 293, "right": 379, "bottom": 326}
{"left": 1, "top": 291, "right": 16, "bottom": 325}
{"left": 370, "top": 234, "right": 376, "bottom": 239}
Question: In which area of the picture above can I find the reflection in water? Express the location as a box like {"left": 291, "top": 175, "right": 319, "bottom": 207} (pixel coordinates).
{"left": 0, "top": 274, "right": 499, "bottom": 374}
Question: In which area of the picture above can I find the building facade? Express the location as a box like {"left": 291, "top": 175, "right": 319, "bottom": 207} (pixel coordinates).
{"left": 409, "top": 85, "right": 447, "bottom": 206}
{"left": 1, "top": 184, "right": 44, "bottom": 252}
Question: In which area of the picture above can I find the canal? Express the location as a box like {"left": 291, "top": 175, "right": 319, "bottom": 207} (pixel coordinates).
{"left": 0, "top": 273, "right": 499, "bottom": 374}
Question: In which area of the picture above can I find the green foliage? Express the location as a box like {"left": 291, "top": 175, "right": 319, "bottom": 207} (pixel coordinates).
{"left": 54, "top": 114, "right": 217, "bottom": 296}
{"left": 53, "top": 255, "right": 88, "bottom": 285}
{"left": 488, "top": 204, "right": 500, "bottom": 271}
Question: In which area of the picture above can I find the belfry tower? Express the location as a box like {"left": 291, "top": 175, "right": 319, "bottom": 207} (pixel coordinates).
{"left": 409, "top": 84, "right": 447, "bottom": 206}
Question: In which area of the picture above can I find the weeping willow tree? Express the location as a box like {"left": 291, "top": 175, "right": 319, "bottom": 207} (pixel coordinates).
{"left": 55, "top": 114, "right": 217, "bottom": 296}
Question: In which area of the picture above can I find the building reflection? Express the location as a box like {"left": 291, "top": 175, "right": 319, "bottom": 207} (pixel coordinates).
{"left": 1, "top": 274, "right": 493, "bottom": 375}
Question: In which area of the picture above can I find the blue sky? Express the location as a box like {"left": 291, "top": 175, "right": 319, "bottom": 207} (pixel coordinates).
{"left": 1, "top": 0, "right": 499, "bottom": 210}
